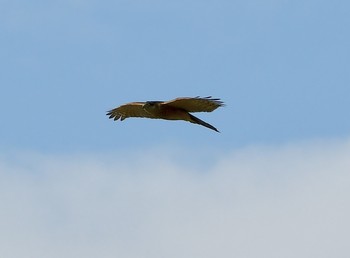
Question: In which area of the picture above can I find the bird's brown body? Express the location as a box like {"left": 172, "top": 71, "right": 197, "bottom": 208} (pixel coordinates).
{"left": 146, "top": 104, "right": 190, "bottom": 120}
{"left": 107, "top": 96, "right": 224, "bottom": 132}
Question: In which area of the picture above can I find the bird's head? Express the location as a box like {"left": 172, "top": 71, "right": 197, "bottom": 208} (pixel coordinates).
{"left": 142, "top": 101, "right": 160, "bottom": 113}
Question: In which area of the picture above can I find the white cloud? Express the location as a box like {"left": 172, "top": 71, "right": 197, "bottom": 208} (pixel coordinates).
{"left": 1, "top": 138, "right": 350, "bottom": 258}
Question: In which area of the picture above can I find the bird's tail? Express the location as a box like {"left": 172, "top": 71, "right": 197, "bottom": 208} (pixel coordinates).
{"left": 189, "top": 114, "right": 220, "bottom": 132}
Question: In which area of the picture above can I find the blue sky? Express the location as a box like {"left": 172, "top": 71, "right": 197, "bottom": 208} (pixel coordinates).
{"left": 1, "top": 0, "right": 349, "bottom": 152}
{"left": 1, "top": 1, "right": 350, "bottom": 257}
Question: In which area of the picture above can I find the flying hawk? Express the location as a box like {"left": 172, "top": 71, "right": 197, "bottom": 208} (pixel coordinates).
{"left": 107, "top": 96, "right": 224, "bottom": 132}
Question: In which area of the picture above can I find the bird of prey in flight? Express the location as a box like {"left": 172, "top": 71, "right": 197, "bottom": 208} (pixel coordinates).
{"left": 107, "top": 96, "right": 224, "bottom": 132}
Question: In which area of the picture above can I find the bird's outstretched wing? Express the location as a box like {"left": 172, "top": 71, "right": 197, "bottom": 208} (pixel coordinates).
{"left": 163, "top": 96, "right": 224, "bottom": 112}
{"left": 106, "top": 102, "right": 157, "bottom": 121}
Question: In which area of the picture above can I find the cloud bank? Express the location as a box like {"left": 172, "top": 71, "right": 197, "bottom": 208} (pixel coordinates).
{"left": 1, "top": 139, "right": 350, "bottom": 258}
